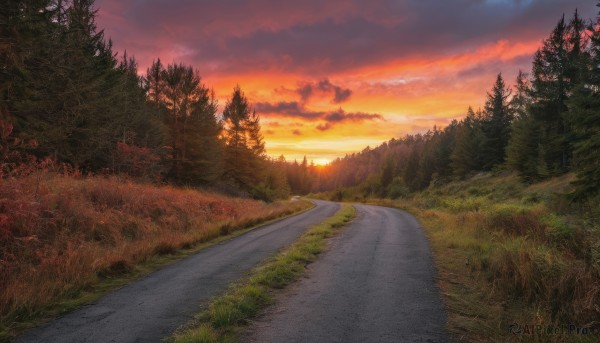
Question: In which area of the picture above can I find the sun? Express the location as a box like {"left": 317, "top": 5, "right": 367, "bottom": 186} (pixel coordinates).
{"left": 312, "top": 158, "right": 331, "bottom": 167}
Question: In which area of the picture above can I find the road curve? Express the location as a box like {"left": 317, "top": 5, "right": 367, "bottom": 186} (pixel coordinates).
{"left": 243, "top": 204, "right": 448, "bottom": 343}
{"left": 17, "top": 200, "right": 340, "bottom": 343}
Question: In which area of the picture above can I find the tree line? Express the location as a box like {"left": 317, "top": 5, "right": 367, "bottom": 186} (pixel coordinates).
{"left": 1, "top": 0, "right": 290, "bottom": 200}
{"left": 295, "top": 7, "right": 600, "bottom": 200}
{"left": 2, "top": 1, "right": 599, "bottom": 201}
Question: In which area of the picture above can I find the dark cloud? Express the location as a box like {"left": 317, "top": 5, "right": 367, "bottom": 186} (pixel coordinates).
{"left": 316, "top": 123, "right": 333, "bottom": 131}
{"left": 295, "top": 79, "right": 352, "bottom": 103}
{"left": 324, "top": 109, "right": 383, "bottom": 122}
{"left": 296, "top": 83, "right": 313, "bottom": 102}
{"left": 317, "top": 79, "right": 352, "bottom": 103}
{"left": 254, "top": 101, "right": 323, "bottom": 119}
{"left": 96, "top": 0, "right": 595, "bottom": 76}
{"left": 292, "top": 129, "right": 302, "bottom": 136}
{"left": 458, "top": 54, "right": 536, "bottom": 79}
{"left": 256, "top": 101, "right": 382, "bottom": 124}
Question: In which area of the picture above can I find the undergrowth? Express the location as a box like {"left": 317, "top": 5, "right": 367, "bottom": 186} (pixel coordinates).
{"left": 0, "top": 172, "right": 310, "bottom": 341}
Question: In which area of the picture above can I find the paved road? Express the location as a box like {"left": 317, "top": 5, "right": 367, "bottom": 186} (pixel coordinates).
{"left": 17, "top": 200, "right": 340, "bottom": 343}
{"left": 243, "top": 204, "right": 448, "bottom": 343}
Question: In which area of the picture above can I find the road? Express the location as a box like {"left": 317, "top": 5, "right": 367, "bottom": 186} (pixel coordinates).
{"left": 242, "top": 204, "right": 448, "bottom": 343}
{"left": 17, "top": 200, "right": 340, "bottom": 343}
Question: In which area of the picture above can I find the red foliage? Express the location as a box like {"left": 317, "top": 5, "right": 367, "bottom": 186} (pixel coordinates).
{"left": 116, "top": 142, "right": 164, "bottom": 180}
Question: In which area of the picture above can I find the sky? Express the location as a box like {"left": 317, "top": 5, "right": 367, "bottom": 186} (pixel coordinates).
{"left": 95, "top": 0, "right": 595, "bottom": 165}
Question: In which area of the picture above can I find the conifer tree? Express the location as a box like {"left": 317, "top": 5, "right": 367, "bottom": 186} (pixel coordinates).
{"left": 568, "top": 3, "right": 600, "bottom": 198}
{"left": 180, "top": 89, "right": 222, "bottom": 184}
{"left": 481, "top": 73, "right": 512, "bottom": 169}
{"left": 223, "top": 85, "right": 252, "bottom": 187}
{"left": 509, "top": 70, "right": 532, "bottom": 120}
{"left": 159, "top": 63, "right": 220, "bottom": 182}
{"left": 451, "top": 107, "right": 485, "bottom": 178}
{"left": 146, "top": 58, "right": 164, "bottom": 108}
{"left": 527, "top": 12, "right": 587, "bottom": 176}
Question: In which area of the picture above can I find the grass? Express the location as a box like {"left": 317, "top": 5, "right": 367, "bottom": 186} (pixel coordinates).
{"left": 0, "top": 172, "right": 312, "bottom": 341}
{"left": 171, "top": 204, "right": 356, "bottom": 343}
{"left": 367, "top": 172, "right": 600, "bottom": 342}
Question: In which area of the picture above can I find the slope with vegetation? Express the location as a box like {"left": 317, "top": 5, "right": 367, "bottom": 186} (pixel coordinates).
{"left": 370, "top": 173, "right": 598, "bottom": 342}
{"left": 0, "top": 167, "right": 310, "bottom": 340}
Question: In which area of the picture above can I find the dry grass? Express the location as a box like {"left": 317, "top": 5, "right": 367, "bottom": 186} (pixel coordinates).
{"left": 0, "top": 173, "right": 309, "bottom": 339}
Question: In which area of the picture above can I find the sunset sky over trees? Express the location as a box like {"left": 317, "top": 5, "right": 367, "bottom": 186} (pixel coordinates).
{"left": 94, "top": 0, "right": 595, "bottom": 163}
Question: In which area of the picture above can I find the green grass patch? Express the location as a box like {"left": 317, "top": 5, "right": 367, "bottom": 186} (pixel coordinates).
{"left": 171, "top": 204, "right": 356, "bottom": 343}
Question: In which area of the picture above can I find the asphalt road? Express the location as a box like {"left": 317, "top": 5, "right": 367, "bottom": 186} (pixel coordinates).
{"left": 243, "top": 204, "right": 448, "bottom": 343}
{"left": 17, "top": 200, "right": 340, "bottom": 343}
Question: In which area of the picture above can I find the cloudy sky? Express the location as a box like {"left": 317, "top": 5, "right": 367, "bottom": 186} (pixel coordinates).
{"left": 95, "top": 0, "right": 595, "bottom": 164}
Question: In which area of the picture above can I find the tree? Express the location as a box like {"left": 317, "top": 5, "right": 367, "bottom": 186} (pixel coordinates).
{"left": 157, "top": 62, "right": 220, "bottom": 183}
{"left": 146, "top": 58, "right": 164, "bottom": 108}
{"left": 509, "top": 70, "right": 532, "bottom": 121}
{"left": 481, "top": 73, "right": 512, "bottom": 169}
{"left": 380, "top": 156, "right": 394, "bottom": 190}
{"left": 506, "top": 71, "right": 540, "bottom": 180}
{"left": 451, "top": 107, "right": 485, "bottom": 178}
{"left": 404, "top": 143, "right": 422, "bottom": 192}
{"left": 568, "top": 3, "right": 600, "bottom": 199}
{"left": 180, "top": 88, "right": 222, "bottom": 184}
{"left": 223, "top": 85, "right": 252, "bottom": 187}
{"left": 527, "top": 12, "right": 587, "bottom": 176}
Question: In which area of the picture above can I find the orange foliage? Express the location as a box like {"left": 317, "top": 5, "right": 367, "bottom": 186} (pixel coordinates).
{"left": 0, "top": 172, "right": 305, "bottom": 333}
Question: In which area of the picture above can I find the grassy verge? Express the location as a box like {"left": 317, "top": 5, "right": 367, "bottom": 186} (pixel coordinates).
{"left": 368, "top": 173, "right": 599, "bottom": 342}
{"left": 171, "top": 204, "right": 356, "bottom": 343}
{"left": 0, "top": 173, "right": 313, "bottom": 341}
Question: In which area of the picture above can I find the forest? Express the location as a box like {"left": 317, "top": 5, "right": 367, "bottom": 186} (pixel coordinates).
{"left": 1, "top": 0, "right": 290, "bottom": 202}
{"left": 293, "top": 9, "right": 600, "bottom": 202}
{"left": 2, "top": 2, "right": 599, "bottom": 203}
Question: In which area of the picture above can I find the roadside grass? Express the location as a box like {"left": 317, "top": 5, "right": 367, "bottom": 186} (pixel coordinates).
{"left": 171, "top": 204, "right": 356, "bottom": 343}
{"left": 0, "top": 173, "right": 312, "bottom": 341}
{"left": 370, "top": 173, "right": 600, "bottom": 342}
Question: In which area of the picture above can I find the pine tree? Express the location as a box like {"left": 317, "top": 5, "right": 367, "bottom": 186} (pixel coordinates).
{"left": 509, "top": 70, "right": 532, "bottom": 120}
{"left": 506, "top": 71, "right": 540, "bottom": 180}
{"left": 481, "top": 73, "right": 512, "bottom": 169}
{"left": 506, "top": 116, "right": 540, "bottom": 180}
{"left": 568, "top": 3, "right": 600, "bottom": 198}
{"left": 180, "top": 89, "right": 222, "bottom": 184}
{"left": 451, "top": 107, "right": 485, "bottom": 178}
{"left": 146, "top": 58, "right": 164, "bottom": 108}
{"left": 159, "top": 63, "right": 217, "bottom": 182}
{"left": 527, "top": 12, "right": 587, "bottom": 176}
{"left": 223, "top": 85, "right": 254, "bottom": 187}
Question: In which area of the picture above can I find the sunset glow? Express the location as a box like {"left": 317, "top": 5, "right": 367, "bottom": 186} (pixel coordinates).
{"left": 95, "top": 0, "right": 595, "bottom": 163}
